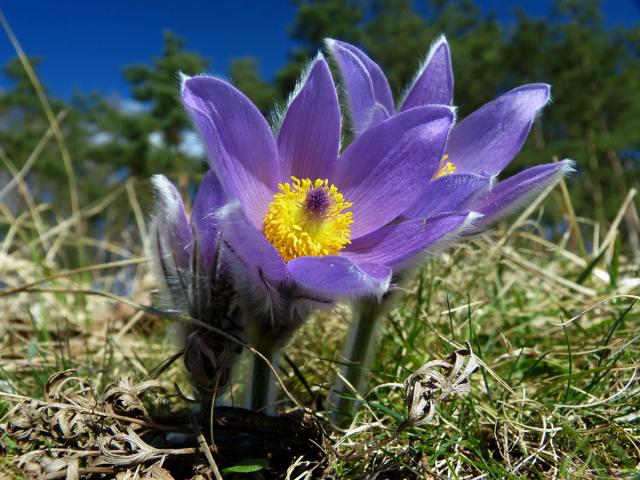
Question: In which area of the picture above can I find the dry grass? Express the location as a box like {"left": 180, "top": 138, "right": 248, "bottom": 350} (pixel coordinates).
{"left": 286, "top": 215, "right": 640, "bottom": 478}
{"left": 1, "top": 171, "right": 639, "bottom": 478}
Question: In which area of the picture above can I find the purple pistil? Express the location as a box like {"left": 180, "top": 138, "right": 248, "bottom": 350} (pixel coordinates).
{"left": 305, "top": 187, "right": 331, "bottom": 216}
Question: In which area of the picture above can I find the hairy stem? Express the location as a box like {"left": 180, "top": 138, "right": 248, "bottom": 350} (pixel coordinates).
{"left": 332, "top": 298, "right": 386, "bottom": 423}
{"left": 246, "top": 344, "right": 279, "bottom": 414}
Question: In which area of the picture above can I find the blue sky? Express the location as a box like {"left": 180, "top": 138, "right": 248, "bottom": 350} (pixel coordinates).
{"left": 1, "top": 0, "right": 639, "bottom": 100}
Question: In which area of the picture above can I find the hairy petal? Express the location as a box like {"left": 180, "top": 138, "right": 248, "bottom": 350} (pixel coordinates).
{"left": 402, "top": 174, "right": 491, "bottom": 219}
{"left": 278, "top": 56, "right": 341, "bottom": 180}
{"left": 447, "top": 84, "right": 551, "bottom": 176}
{"left": 151, "top": 174, "right": 192, "bottom": 269}
{"left": 182, "top": 75, "right": 280, "bottom": 228}
{"left": 149, "top": 175, "right": 193, "bottom": 311}
{"left": 334, "top": 106, "right": 454, "bottom": 238}
{"left": 287, "top": 256, "right": 391, "bottom": 301}
{"left": 343, "top": 212, "right": 479, "bottom": 269}
{"left": 191, "top": 171, "right": 227, "bottom": 271}
{"left": 325, "top": 38, "right": 394, "bottom": 136}
{"left": 468, "top": 160, "right": 575, "bottom": 232}
{"left": 400, "top": 36, "right": 454, "bottom": 110}
{"left": 216, "top": 201, "right": 287, "bottom": 287}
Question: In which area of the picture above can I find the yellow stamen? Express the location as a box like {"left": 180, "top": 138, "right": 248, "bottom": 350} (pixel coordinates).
{"left": 432, "top": 154, "right": 457, "bottom": 179}
{"left": 263, "top": 177, "right": 353, "bottom": 262}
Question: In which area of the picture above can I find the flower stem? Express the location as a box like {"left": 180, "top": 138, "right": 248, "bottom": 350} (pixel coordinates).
{"left": 332, "top": 298, "right": 385, "bottom": 423}
{"left": 246, "top": 344, "right": 278, "bottom": 414}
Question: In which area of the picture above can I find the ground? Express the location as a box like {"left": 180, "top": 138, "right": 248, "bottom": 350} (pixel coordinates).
{"left": 1, "top": 183, "right": 639, "bottom": 479}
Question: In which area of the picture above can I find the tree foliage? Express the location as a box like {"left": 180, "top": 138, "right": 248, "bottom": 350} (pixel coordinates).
{"left": 229, "top": 58, "right": 280, "bottom": 114}
{"left": 277, "top": 0, "right": 640, "bottom": 223}
{"left": 0, "top": 0, "right": 638, "bottom": 223}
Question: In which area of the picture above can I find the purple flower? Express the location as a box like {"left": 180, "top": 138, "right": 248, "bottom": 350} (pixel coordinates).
{"left": 327, "top": 37, "right": 574, "bottom": 232}
{"left": 149, "top": 172, "right": 242, "bottom": 395}
{"left": 180, "top": 55, "right": 476, "bottom": 318}
{"left": 150, "top": 171, "right": 227, "bottom": 318}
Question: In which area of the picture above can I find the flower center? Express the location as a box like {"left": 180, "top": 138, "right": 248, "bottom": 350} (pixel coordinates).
{"left": 432, "top": 154, "right": 457, "bottom": 179}
{"left": 264, "top": 177, "right": 353, "bottom": 262}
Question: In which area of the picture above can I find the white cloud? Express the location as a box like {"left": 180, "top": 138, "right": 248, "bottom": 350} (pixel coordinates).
{"left": 118, "top": 98, "right": 148, "bottom": 114}
{"left": 179, "top": 130, "right": 205, "bottom": 157}
{"left": 90, "top": 131, "right": 114, "bottom": 146}
{"left": 104, "top": 93, "right": 149, "bottom": 115}
{"left": 148, "top": 131, "right": 164, "bottom": 148}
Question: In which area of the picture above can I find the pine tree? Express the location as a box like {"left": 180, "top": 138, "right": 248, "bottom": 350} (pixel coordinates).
{"left": 230, "top": 58, "right": 280, "bottom": 114}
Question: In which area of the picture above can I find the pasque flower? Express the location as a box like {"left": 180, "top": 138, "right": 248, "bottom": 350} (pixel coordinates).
{"left": 181, "top": 54, "right": 478, "bottom": 327}
{"left": 327, "top": 37, "right": 574, "bottom": 232}
{"left": 153, "top": 39, "right": 573, "bottom": 415}
{"left": 181, "top": 55, "right": 481, "bottom": 411}
{"left": 149, "top": 172, "right": 242, "bottom": 398}
{"left": 326, "top": 37, "right": 574, "bottom": 421}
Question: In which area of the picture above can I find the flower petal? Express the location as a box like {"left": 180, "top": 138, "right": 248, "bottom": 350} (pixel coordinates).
{"left": 277, "top": 56, "right": 341, "bottom": 180}
{"left": 400, "top": 36, "right": 454, "bottom": 110}
{"left": 182, "top": 75, "right": 280, "bottom": 228}
{"left": 468, "top": 160, "right": 575, "bottom": 232}
{"left": 216, "top": 201, "right": 287, "bottom": 288}
{"left": 149, "top": 175, "right": 193, "bottom": 310}
{"left": 333, "top": 106, "right": 455, "bottom": 238}
{"left": 402, "top": 174, "right": 491, "bottom": 219}
{"left": 287, "top": 256, "right": 391, "bottom": 300}
{"left": 190, "top": 171, "right": 227, "bottom": 271}
{"left": 343, "top": 212, "right": 478, "bottom": 269}
{"left": 151, "top": 175, "right": 192, "bottom": 269}
{"left": 447, "top": 84, "right": 551, "bottom": 176}
{"left": 325, "top": 39, "right": 394, "bottom": 136}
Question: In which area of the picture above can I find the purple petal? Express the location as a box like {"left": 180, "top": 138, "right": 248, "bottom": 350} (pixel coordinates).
{"left": 151, "top": 175, "right": 192, "bottom": 269}
{"left": 182, "top": 75, "right": 280, "bottom": 228}
{"left": 447, "top": 84, "right": 551, "bottom": 176}
{"left": 278, "top": 56, "right": 341, "bottom": 180}
{"left": 402, "top": 174, "right": 491, "bottom": 219}
{"left": 216, "top": 202, "right": 288, "bottom": 290}
{"left": 468, "top": 160, "right": 575, "bottom": 231}
{"left": 333, "top": 106, "right": 455, "bottom": 238}
{"left": 343, "top": 212, "right": 478, "bottom": 269}
{"left": 287, "top": 256, "right": 391, "bottom": 300}
{"left": 191, "top": 171, "right": 227, "bottom": 271}
{"left": 400, "top": 36, "right": 454, "bottom": 110}
{"left": 325, "top": 39, "right": 394, "bottom": 136}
